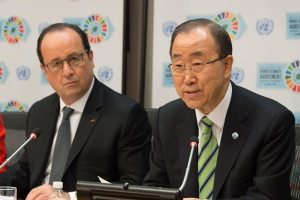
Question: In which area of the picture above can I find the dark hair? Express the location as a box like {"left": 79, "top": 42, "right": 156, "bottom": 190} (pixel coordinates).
{"left": 37, "top": 23, "right": 91, "bottom": 65}
{"left": 169, "top": 18, "right": 232, "bottom": 58}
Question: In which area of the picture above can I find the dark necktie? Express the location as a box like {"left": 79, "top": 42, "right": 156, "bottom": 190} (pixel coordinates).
{"left": 49, "top": 106, "right": 74, "bottom": 184}
{"left": 198, "top": 116, "right": 219, "bottom": 199}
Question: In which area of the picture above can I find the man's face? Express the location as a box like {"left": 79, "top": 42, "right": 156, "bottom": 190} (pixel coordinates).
{"left": 170, "top": 27, "right": 233, "bottom": 114}
{"left": 40, "top": 28, "right": 94, "bottom": 105}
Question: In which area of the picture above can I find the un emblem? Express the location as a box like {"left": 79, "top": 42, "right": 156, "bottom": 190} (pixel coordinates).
{"left": 256, "top": 18, "right": 273, "bottom": 35}
{"left": 162, "top": 21, "right": 177, "bottom": 37}
{"left": 231, "top": 67, "right": 244, "bottom": 84}
{"left": 98, "top": 67, "right": 113, "bottom": 82}
{"left": 16, "top": 66, "right": 31, "bottom": 81}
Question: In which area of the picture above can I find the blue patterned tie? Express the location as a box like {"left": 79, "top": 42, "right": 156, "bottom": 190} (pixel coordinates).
{"left": 49, "top": 107, "right": 74, "bottom": 184}
{"left": 198, "top": 116, "right": 219, "bottom": 199}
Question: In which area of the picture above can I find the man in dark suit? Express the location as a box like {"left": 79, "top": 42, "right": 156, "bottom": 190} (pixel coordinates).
{"left": 0, "top": 23, "right": 151, "bottom": 199}
{"left": 144, "top": 18, "right": 295, "bottom": 200}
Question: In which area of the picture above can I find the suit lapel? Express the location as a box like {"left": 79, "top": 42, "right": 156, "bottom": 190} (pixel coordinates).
{"left": 31, "top": 95, "right": 60, "bottom": 185}
{"left": 213, "top": 84, "right": 251, "bottom": 199}
{"left": 64, "top": 80, "right": 104, "bottom": 172}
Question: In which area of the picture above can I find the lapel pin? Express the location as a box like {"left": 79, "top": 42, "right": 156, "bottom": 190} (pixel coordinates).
{"left": 232, "top": 132, "right": 239, "bottom": 140}
{"left": 90, "top": 118, "right": 96, "bottom": 124}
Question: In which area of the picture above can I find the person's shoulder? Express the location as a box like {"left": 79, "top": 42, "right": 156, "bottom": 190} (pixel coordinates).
{"left": 161, "top": 98, "right": 186, "bottom": 110}
{"left": 94, "top": 80, "right": 143, "bottom": 111}
{"left": 158, "top": 98, "right": 192, "bottom": 118}
{"left": 234, "top": 84, "right": 291, "bottom": 114}
{"left": 29, "top": 93, "right": 58, "bottom": 111}
{"left": 104, "top": 85, "right": 137, "bottom": 105}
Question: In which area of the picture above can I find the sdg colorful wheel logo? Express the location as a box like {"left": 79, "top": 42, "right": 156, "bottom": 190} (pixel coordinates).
{"left": 187, "top": 11, "right": 246, "bottom": 40}
{"left": 213, "top": 11, "right": 246, "bottom": 40}
{"left": 284, "top": 60, "right": 300, "bottom": 93}
{"left": 0, "top": 62, "right": 9, "bottom": 84}
{"left": 1, "top": 100, "right": 28, "bottom": 112}
{"left": 82, "top": 15, "right": 113, "bottom": 44}
{"left": 0, "top": 16, "right": 30, "bottom": 44}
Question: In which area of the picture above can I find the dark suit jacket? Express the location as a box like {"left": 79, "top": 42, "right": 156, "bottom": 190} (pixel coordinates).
{"left": 144, "top": 83, "right": 295, "bottom": 200}
{"left": 0, "top": 79, "right": 151, "bottom": 199}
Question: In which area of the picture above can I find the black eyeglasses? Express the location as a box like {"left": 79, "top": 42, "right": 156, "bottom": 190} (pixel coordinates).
{"left": 44, "top": 50, "right": 88, "bottom": 72}
{"left": 168, "top": 57, "right": 225, "bottom": 76}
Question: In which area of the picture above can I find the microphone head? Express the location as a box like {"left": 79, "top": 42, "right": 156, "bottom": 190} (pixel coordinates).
{"left": 30, "top": 128, "right": 42, "bottom": 139}
{"left": 190, "top": 136, "right": 199, "bottom": 147}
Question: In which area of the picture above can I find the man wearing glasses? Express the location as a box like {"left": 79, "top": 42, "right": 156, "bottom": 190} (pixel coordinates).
{"left": 144, "top": 18, "right": 295, "bottom": 200}
{"left": 0, "top": 23, "right": 151, "bottom": 199}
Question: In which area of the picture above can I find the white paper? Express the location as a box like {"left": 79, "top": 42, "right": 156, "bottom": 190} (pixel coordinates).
{"left": 97, "top": 176, "right": 111, "bottom": 184}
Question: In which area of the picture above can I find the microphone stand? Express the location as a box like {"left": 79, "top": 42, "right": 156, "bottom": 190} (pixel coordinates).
{"left": 179, "top": 139, "right": 198, "bottom": 192}
{"left": 0, "top": 134, "right": 36, "bottom": 169}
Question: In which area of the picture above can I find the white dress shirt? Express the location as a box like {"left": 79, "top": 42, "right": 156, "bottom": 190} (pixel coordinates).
{"left": 43, "top": 78, "right": 94, "bottom": 184}
{"left": 196, "top": 83, "right": 232, "bottom": 154}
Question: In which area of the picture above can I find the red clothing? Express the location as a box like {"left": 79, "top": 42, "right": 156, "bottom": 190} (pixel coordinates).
{"left": 0, "top": 115, "right": 7, "bottom": 173}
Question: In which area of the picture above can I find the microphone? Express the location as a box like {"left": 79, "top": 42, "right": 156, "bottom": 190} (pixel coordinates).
{"left": 179, "top": 136, "right": 199, "bottom": 192}
{"left": 0, "top": 128, "right": 42, "bottom": 169}
{"left": 123, "top": 182, "right": 130, "bottom": 190}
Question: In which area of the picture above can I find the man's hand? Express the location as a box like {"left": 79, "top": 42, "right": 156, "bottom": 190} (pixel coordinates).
{"left": 25, "top": 184, "right": 70, "bottom": 200}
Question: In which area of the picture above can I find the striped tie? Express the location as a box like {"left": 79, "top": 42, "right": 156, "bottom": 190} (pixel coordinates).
{"left": 198, "top": 116, "right": 219, "bottom": 199}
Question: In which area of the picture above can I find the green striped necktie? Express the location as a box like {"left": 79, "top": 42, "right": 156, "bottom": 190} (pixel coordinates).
{"left": 198, "top": 116, "right": 219, "bottom": 199}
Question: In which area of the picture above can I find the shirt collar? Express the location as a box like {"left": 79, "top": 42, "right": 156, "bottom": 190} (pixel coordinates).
{"left": 195, "top": 82, "right": 232, "bottom": 130}
{"left": 59, "top": 77, "right": 95, "bottom": 113}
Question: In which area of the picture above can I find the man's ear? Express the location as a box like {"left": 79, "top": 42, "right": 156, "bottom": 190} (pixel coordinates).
{"left": 88, "top": 50, "right": 94, "bottom": 60}
{"left": 224, "top": 55, "right": 233, "bottom": 78}
{"left": 40, "top": 64, "right": 47, "bottom": 74}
